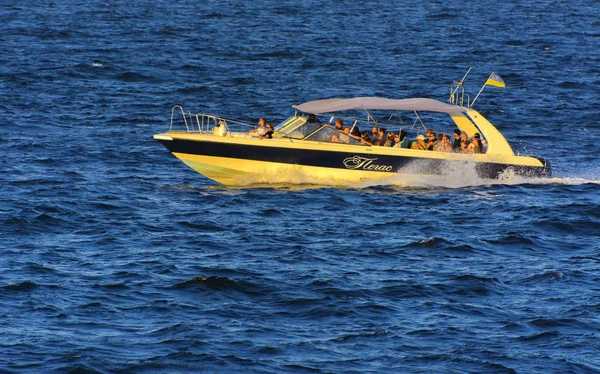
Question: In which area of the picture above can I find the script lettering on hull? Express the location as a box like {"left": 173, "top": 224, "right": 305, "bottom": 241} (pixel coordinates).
{"left": 343, "top": 156, "right": 393, "bottom": 172}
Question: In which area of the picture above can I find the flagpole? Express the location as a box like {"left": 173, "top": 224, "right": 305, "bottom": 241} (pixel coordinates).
{"left": 471, "top": 72, "right": 493, "bottom": 108}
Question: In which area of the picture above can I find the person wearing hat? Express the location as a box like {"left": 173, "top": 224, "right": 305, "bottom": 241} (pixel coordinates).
{"left": 411, "top": 134, "right": 427, "bottom": 150}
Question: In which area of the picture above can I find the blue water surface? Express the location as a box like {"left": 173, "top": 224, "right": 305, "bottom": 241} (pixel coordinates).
{"left": 1, "top": 1, "right": 600, "bottom": 373}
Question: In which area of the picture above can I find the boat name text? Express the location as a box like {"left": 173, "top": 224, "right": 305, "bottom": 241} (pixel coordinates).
{"left": 343, "top": 156, "right": 393, "bottom": 172}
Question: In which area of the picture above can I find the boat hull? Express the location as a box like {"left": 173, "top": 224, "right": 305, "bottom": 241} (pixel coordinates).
{"left": 155, "top": 133, "right": 551, "bottom": 185}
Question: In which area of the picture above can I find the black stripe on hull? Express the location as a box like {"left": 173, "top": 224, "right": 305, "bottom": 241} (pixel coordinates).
{"left": 158, "top": 138, "right": 551, "bottom": 179}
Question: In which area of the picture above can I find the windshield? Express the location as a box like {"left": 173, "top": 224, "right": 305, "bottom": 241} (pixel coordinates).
{"left": 274, "top": 116, "right": 323, "bottom": 139}
{"left": 274, "top": 116, "right": 306, "bottom": 132}
{"left": 304, "top": 125, "right": 363, "bottom": 145}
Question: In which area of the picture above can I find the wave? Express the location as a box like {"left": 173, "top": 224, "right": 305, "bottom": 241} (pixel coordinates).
{"left": 402, "top": 236, "right": 450, "bottom": 248}
{"left": 57, "top": 363, "right": 104, "bottom": 374}
{"left": 173, "top": 275, "right": 273, "bottom": 297}
{"left": 114, "top": 72, "right": 160, "bottom": 83}
{"left": 4, "top": 280, "right": 39, "bottom": 291}
{"left": 517, "top": 330, "right": 559, "bottom": 342}
{"left": 145, "top": 323, "right": 184, "bottom": 336}
{"left": 543, "top": 176, "right": 600, "bottom": 185}
{"left": 176, "top": 220, "right": 227, "bottom": 231}
{"left": 330, "top": 330, "right": 389, "bottom": 342}
{"left": 485, "top": 232, "right": 538, "bottom": 246}
{"left": 174, "top": 275, "right": 235, "bottom": 290}
{"left": 519, "top": 271, "right": 565, "bottom": 285}
{"left": 431, "top": 274, "right": 508, "bottom": 298}
{"left": 176, "top": 85, "right": 212, "bottom": 94}
{"left": 400, "top": 237, "right": 476, "bottom": 252}
{"left": 527, "top": 317, "right": 591, "bottom": 330}
{"left": 92, "top": 282, "right": 130, "bottom": 290}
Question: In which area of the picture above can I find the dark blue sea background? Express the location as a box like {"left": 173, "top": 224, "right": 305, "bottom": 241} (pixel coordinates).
{"left": 2, "top": 1, "right": 600, "bottom": 373}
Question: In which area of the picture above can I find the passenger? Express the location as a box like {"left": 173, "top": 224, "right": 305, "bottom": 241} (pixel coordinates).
{"left": 350, "top": 125, "right": 361, "bottom": 137}
{"left": 377, "top": 128, "right": 387, "bottom": 146}
{"left": 440, "top": 134, "right": 453, "bottom": 152}
{"left": 433, "top": 134, "right": 444, "bottom": 152}
{"left": 260, "top": 123, "right": 274, "bottom": 139}
{"left": 411, "top": 134, "right": 427, "bottom": 150}
{"left": 335, "top": 119, "right": 344, "bottom": 131}
{"left": 476, "top": 133, "right": 488, "bottom": 153}
{"left": 384, "top": 132, "right": 395, "bottom": 147}
{"left": 250, "top": 117, "right": 267, "bottom": 136}
{"left": 360, "top": 130, "right": 372, "bottom": 145}
{"left": 460, "top": 139, "right": 470, "bottom": 153}
{"left": 340, "top": 127, "right": 351, "bottom": 143}
{"left": 371, "top": 126, "right": 380, "bottom": 144}
{"left": 425, "top": 131, "right": 436, "bottom": 150}
{"left": 459, "top": 131, "right": 470, "bottom": 149}
{"left": 432, "top": 133, "right": 443, "bottom": 151}
{"left": 307, "top": 114, "right": 321, "bottom": 124}
{"left": 397, "top": 130, "right": 409, "bottom": 148}
{"left": 425, "top": 128, "right": 435, "bottom": 144}
{"left": 469, "top": 137, "right": 483, "bottom": 154}
{"left": 452, "top": 129, "right": 461, "bottom": 152}
{"left": 329, "top": 126, "right": 341, "bottom": 143}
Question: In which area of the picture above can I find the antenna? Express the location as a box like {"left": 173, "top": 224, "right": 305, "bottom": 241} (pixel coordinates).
{"left": 449, "top": 67, "right": 471, "bottom": 106}
{"left": 451, "top": 67, "right": 471, "bottom": 97}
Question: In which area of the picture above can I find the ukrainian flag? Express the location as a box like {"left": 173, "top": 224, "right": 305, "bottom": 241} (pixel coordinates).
{"left": 485, "top": 72, "right": 506, "bottom": 88}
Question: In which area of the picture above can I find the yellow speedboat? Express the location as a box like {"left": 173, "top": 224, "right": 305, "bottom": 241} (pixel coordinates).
{"left": 154, "top": 97, "right": 551, "bottom": 186}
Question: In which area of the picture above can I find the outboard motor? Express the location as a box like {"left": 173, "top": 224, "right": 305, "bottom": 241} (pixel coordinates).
{"left": 536, "top": 157, "right": 552, "bottom": 177}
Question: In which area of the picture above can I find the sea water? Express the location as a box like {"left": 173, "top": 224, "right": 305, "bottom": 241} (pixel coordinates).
{"left": 1, "top": 1, "right": 599, "bottom": 372}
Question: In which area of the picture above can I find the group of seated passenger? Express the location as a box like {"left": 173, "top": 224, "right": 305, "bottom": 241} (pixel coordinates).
{"left": 252, "top": 115, "right": 485, "bottom": 153}
{"left": 330, "top": 119, "right": 363, "bottom": 143}
{"left": 412, "top": 128, "right": 485, "bottom": 153}
{"left": 455, "top": 129, "right": 485, "bottom": 154}
{"left": 358, "top": 126, "right": 410, "bottom": 148}
{"left": 358, "top": 125, "right": 485, "bottom": 153}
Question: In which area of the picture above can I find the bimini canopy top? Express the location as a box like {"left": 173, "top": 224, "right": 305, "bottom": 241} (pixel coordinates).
{"left": 292, "top": 97, "right": 466, "bottom": 115}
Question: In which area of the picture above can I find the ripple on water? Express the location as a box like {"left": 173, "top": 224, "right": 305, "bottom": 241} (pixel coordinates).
{"left": 2, "top": 1, "right": 600, "bottom": 373}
